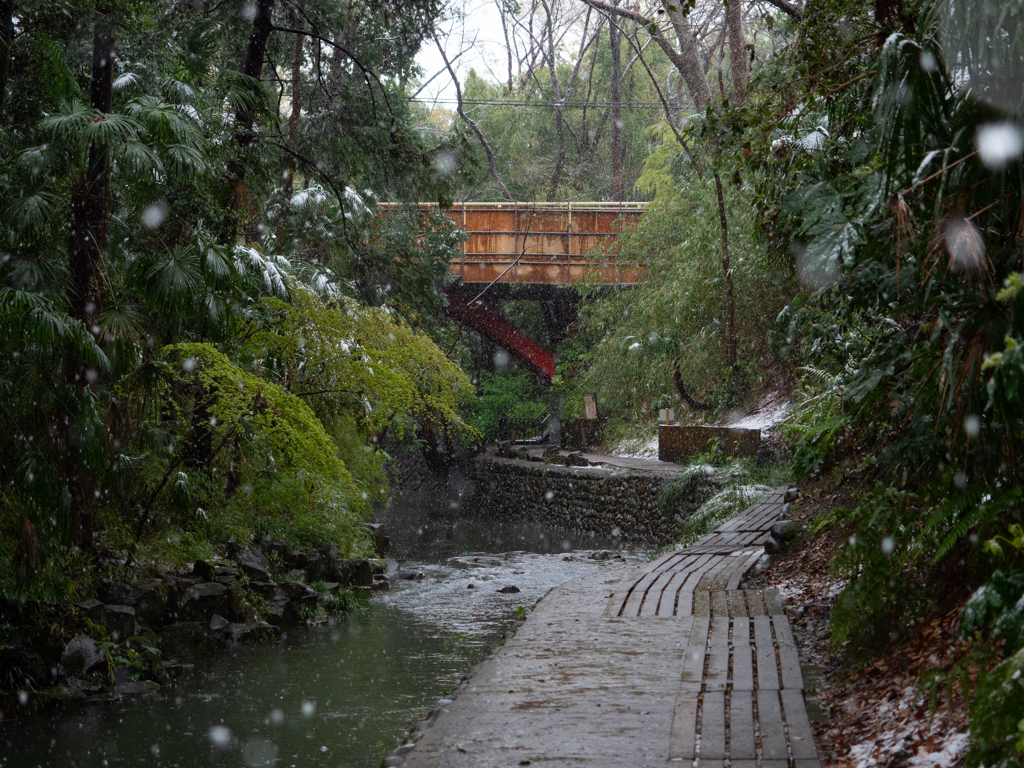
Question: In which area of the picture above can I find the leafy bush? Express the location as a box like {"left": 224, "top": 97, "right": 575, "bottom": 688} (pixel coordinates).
{"left": 461, "top": 371, "right": 547, "bottom": 441}
{"left": 576, "top": 171, "right": 795, "bottom": 422}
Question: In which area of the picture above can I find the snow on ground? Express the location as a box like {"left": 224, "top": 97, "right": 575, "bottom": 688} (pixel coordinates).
{"left": 610, "top": 435, "right": 659, "bottom": 460}
{"left": 727, "top": 390, "right": 790, "bottom": 438}
{"left": 846, "top": 685, "right": 969, "bottom": 768}
{"left": 609, "top": 391, "right": 790, "bottom": 459}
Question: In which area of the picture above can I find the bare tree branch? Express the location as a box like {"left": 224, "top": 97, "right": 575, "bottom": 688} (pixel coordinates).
{"left": 432, "top": 31, "right": 513, "bottom": 201}
{"left": 756, "top": 0, "right": 803, "bottom": 22}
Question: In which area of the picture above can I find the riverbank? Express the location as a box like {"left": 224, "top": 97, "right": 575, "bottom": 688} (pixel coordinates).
{"left": 746, "top": 482, "right": 973, "bottom": 768}
{"left": 0, "top": 535, "right": 650, "bottom": 767}
{"left": 0, "top": 539, "right": 390, "bottom": 720}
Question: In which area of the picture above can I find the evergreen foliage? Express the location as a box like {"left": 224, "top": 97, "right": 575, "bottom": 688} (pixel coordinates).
{"left": 0, "top": 0, "right": 473, "bottom": 590}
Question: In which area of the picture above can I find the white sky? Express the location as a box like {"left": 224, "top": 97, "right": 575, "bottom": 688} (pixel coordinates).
{"left": 415, "top": 0, "right": 506, "bottom": 104}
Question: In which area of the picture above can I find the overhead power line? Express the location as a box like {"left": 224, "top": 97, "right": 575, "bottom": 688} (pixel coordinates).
{"left": 407, "top": 97, "right": 684, "bottom": 110}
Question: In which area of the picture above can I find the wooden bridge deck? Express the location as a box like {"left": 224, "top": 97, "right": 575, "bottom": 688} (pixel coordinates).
{"left": 384, "top": 488, "right": 821, "bottom": 768}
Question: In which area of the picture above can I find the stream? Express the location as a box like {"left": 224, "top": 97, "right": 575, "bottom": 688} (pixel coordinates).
{"left": 0, "top": 492, "right": 646, "bottom": 768}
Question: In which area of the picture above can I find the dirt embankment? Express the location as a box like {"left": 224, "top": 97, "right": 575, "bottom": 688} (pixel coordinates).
{"left": 748, "top": 482, "right": 973, "bottom": 768}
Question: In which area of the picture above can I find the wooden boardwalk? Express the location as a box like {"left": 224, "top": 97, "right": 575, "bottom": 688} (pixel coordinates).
{"left": 384, "top": 487, "right": 820, "bottom": 768}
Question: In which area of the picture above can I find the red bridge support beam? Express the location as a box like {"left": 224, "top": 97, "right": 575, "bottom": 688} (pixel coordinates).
{"left": 443, "top": 289, "right": 555, "bottom": 380}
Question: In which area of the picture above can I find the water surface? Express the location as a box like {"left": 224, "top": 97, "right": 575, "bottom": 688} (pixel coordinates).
{"left": 1, "top": 490, "right": 645, "bottom": 768}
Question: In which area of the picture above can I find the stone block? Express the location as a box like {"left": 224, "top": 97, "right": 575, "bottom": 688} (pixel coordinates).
{"left": 134, "top": 583, "right": 171, "bottom": 629}
{"left": 658, "top": 425, "right": 760, "bottom": 463}
{"left": 103, "top": 605, "right": 137, "bottom": 642}
{"left": 179, "top": 582, "right": 229, "bottom": 622}
{"left": 116, "top": 680, "right": 161, "bottom": 695}
{"left": 192, "top": 560, "right": 215, "bottom": 582}
{"left": 97, "top": 580, "right": 141, "bottom": 607}
{"left": 77, "top": 599, "right": 105, "bottom": 625}
{"left": 157, "top": 622, "right": 221, "bottom": 659}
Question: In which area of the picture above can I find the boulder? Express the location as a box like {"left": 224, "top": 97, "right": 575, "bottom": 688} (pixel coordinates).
{"left": 771, "top": 519, "right": 795, "bottom": 541}
{"left": 351, "top": 560, "right": 374, "bottom": 587}
{"left": 497, "top": 585, "right": 520, "bottom": 594}
{"left": 763, "top": 535, "right": 783, "bottom": 555}
{"left": 226, "top": 623, "right": 254, "bottom": 644}
{"left": 162, "top": 662, "right": 195, "bottom": 678}
{"left": 157, "top": 622, "right": 221, "bottom": 659}
{"left": 209, "top": 614, "right": 229, "bottom": 633}
{"left": 564, "top": 451, "right": 589, "bottom": 467}
{"left": 784, "top": 486, "right": 800, "bottom": 504}
{"left": 214, "top": 564, "right": 239, "bottom": 586}
{"left": 23, "top": 684, "right": 86, "bottom": 714}
{"left": 77, "top": 598, "right": 106, "bottom": 625}
{"left": 97, "top": 580, "right": 141, "bottom": 607}
{"left": 61, "top": 636, "right": 105, "bottom": 674}
{"left": 192, "top": 560, "right": 215, "bottom": 582}
{"left": 248, "top": 582, "right": 316, "bottom": 627}
{"left": 179, "top": 582, "right": 229, "bottom": 622}
{"left": 236, "top": 545, "right": 272, "bottom": 582}
{"left": 135, "top": 583, "right": 171, "bottom": 629}
{"left": 159, "top": 576, "right": 197, "bottom": 623}
{"left": 284, "top": 550, "right": 309, "bottom": 570}
{"left": 66, "top": 676, "right": 103, "bottom": 695}
{"left": 103, "top": 605, "right": 137, "bottom": 642}
{"left": 304, "top": 552, "right": 326, "bottom": 582}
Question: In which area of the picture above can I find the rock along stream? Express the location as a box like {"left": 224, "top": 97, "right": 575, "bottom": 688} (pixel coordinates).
{"left": 0, "top": 490, "right": 646, "bottom": 768}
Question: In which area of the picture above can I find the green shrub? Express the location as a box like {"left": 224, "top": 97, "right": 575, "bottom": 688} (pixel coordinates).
{"left": 461, "top": 371, "right": 547, "bottom": 441}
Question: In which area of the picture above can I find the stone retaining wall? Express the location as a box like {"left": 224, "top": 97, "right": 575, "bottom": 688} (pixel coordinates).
{"left": 465, "top": 456, "right": 715, "bottom": 545}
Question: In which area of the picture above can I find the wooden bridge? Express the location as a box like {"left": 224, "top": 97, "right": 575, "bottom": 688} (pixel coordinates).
{"left": 440, "top": 202, "right": 646, "bottom": 286}
{"left": 387, "top": 202, "right": 647, "bottom": 380}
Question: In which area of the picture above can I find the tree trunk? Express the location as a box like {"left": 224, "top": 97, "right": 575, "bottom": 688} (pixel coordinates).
{"left": 715, "top": 173, "right": 738, "bottom": 372}
{"left": 65, "top": 0, "right": 116, "bottom": 552}
{"left": 726, "top": 0, "right": 748, "bottom": 104}
{"left": 283, "top": 29, "right": 303, "bottom": 202}
{"left": 0, "top": 1, "right": 12, "bottom": 121}
{"left": 544, "top": 0, "right": 565, "bottom": 202}
{"left": 662, "top": 1, "right": 710, "bottom": 110}
{"left": 673, "top": 359, "right": 709, "bottom": 410}
{"left": 609, "top": 4, "right": 624, "bottom": 201}
{"left": 229, "top": 0, "right": 275, "bottom": 233}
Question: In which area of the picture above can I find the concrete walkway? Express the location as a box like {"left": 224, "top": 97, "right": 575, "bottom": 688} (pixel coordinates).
{"left": 511, "top": 446, "right": 685, "bottom": 473}
{"left": 384, "top": 488, "right": 820, "bottom": 768}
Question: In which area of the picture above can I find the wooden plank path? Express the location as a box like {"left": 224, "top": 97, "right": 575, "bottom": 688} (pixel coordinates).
{"left": 384, "top": 487, "right": 820, "bottom": 768}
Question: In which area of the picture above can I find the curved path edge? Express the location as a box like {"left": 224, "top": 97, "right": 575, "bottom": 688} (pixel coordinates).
{"left": 383, "top": 487, "right": 821, "bottom": 768}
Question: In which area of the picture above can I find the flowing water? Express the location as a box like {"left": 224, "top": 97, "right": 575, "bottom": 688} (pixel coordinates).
{"left": 0, "top": 491, "right": 646, "bottom": 768}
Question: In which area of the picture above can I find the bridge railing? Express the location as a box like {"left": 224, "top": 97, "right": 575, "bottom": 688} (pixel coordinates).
{"left": 497, "top": 414, "right": 549, "bottom": 444}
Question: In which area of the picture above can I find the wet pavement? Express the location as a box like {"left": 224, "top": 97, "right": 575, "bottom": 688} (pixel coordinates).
{"left": 387, "top": 488, "right": 823, "bottom": 768}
